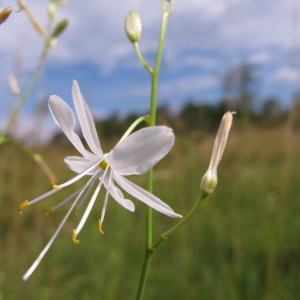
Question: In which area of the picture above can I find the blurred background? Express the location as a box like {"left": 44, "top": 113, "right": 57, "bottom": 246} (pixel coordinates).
{"left": 1, "top": 0, "right": 300, "bottom": 299}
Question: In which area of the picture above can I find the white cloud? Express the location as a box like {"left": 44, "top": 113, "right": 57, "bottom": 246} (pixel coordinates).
{"left": 271, "top": 66, "right": 300, "bottom": 82}
{"left": 0, "top": 0, "right": 299, "bottom": 129}
{"left": 1, "top": 0, "right": 296, "bottom": 76}
{"left": 249, "top": 51, "right": 271, "bottom": 64}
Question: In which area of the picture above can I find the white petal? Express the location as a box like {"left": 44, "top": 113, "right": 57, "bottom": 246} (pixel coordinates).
{"left": 106, "top": 126, "right": 175, "bottom": 175}
{"left": 48, "top": 95, "right": 96, "bottom": 160}
{"left": 64, "top": 156, "right": 100, "bottom": 175}
{"left": 102, "top": 171, "right": 135, "bottom": 212}
{"left": 112, "top": 172, "right": 181, "bottom": 218}
{"left": 72, "top": 80, "right": 103, "bottom": 156}
{"left": 108, "top": 182, "right": 135, "bottom": 212}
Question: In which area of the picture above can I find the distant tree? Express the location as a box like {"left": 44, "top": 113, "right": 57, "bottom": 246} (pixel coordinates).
{"left": 288, "top": 95, "right": 300, "bottom": 131}
{"left": 262, "top": 97, "right": 282, "bottom": 117}
{"left": 179, "top": 102, "right": 223, "bottom": 133}
{"left": 260, "top": 97, "right": 286, "bottom": 126}
{"left": 96, "top": 114, "right": 122, "bottom": 139}
{"left": 222, "top": 63, "right": 258, "bottom": 119}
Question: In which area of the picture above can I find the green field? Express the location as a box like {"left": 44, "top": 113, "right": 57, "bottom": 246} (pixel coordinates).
{"left": 1, "top": 121, "right": 300, "bottom": 299}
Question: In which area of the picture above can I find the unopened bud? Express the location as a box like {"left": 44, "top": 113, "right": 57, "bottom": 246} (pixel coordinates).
{"left": 47, "top": 2, "right": 57, "bottom": 18}
{"left": 48, "top": 37, "right": 57, "bottom": 49}
{"left": 200, "top": 111, "right": 235, "bottom": 194}
{"left": 56, "top": 0, "right": 68, "bottom": 6}
{"left": 51, "top": 19, "right": 68, "bottom": 38}
{"left": 8, "top": 75, "right": 20, "bottom": 95}
{"left": 125, "top": 10, "right": 142, "bottom": 43}
{"left": 0, "top": 6, "right": 13, "bottom": 25}
{"left": 20, "top": 1, "right": 45, "bottom": 35}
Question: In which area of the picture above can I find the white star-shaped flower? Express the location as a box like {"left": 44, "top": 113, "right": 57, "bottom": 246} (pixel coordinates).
{"left": 20, "top": 80, "right": 181, "bottom": 280}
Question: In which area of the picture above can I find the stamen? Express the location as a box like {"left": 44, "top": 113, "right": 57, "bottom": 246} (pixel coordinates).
{"left": 22, "top": 173, "right": 99, "bottom": 280}
{"left": 98, "top": 219, "right": 104, "bottom": 234}
{"left": 72, "top": 180, "right": 103, "bottom": 237}
{"left": 48, "top": 188, "right": 83, "bottom": 213}
{"left": 51, "top": 181, "right": 61, "bottom": 190}
{"left": 72, "top": 230, "right": 80, "bottom": 244}
{"left": 76, "top": 174, "right": 99, "bottom": 210}
{"left": 19, "top": 200, "right": 29, "bottom": 213}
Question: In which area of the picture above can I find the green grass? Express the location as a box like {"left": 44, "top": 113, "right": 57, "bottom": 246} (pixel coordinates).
{"left": 1, "top": 122, "right": 300, "bottom": 299}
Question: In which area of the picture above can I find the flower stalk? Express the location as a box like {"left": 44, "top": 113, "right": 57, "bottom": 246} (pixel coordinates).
{"left": 152, "top": 111, "right": 235, "bottom": 250}
{"left": 0, "top": 2, "right": 66, "bottom": 143}
{"left": 135, "top": 1, "right": 173, "bottom": 299}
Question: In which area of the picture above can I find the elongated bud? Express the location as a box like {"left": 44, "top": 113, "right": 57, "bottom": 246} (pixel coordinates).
{"left": 0, "top": 6, "right": 13, "bottom": 25}
{"left": 8, "top": 75, "right": 20, "bottom": 95}
{"left": 51, "top": 19, "right": 68, "bottom": 38}
{"left": 19, "top": 0, "right": 45, "bottom": 35}
{"left": 125, "top": 10, "right": 142, "bottom": 43}
{"left": 200, "top": 112, "right": 235, "bottom": 194}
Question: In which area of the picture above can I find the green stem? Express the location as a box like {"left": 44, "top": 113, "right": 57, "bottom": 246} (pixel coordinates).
{"left": 149, "top": 0, "right": 171, "bottom": 125}
{"left": 0, "top": 12, "right": 55, "bottom": 141}
{"left": 135, "top": 1, "right": 172, "bottom": 299}
{"left": 133, "top": 43, "right": 153, "bottom": 74}
{"left": 119, "top": 115, "right": 152, "bottom": 143}
{"left": 0, "top": 137, "right": 56, "bottom": 184}
{"left": 152, "top": 192, "right": 208, "bottom": 250}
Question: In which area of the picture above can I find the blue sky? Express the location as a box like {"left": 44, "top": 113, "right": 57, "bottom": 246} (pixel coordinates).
{"left": 1, "top": 0, "right": 300, "bottom": 138}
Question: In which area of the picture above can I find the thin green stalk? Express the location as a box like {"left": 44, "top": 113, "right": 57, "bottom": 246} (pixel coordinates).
{"left": 0, "top": 11, "right": 55, "bottom": 142}
{"left": 152, "top": 192, "right": 208, "bottom": 250}
{"left": 133, "top": 43, "right": 153, "bottom": 74}
{"left": 119, "top": 115, "right": 152, "bottom": 143}
{"left": 149, "top": 0, "right": 172, "bottom": 124}
{"left": 1, "top": 48, "right": 48, "bottom": 141}
{"left": 135, "top": 169, "right": 154, "bottom": 300}
{"left": 0, "top": 137, "right": 56, "bottom": 184}
{"left": 135, "top": 1, "right": 173, "bottom": 299}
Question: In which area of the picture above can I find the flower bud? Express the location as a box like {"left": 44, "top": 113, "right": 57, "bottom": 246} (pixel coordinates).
{"left": 200, "top": 111, "right": 235, "bottom": 194}
{"left": 8, "top": 75, "right": 20, "bottom": 95}
{"left": 47, "top": 2, "right": 57, "bottom": 18}
{"left": 125, "top": 10, "right": 142, "bottom": 43}
{"left": 20, "top": 1, "right": 45, "bottom": 35}
{"left": 0, "top": 6, "right": 13, "bottom": 25}
{"left": 47, "top": 37, "right": 57, "bottom": 49}
{"left": 51, "top": 19, "right": 68, "bottom": 38}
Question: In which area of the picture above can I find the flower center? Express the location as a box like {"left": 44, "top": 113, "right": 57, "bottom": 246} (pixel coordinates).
{"left": 99, "top": 159, "right": 108, "bottom": 169}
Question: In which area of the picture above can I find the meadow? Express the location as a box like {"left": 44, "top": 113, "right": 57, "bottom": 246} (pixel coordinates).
{"left": 1, "top": 119, "right": 300, "bottom": 300}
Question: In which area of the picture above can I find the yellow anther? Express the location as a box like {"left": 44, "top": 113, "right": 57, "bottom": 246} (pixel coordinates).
{"left": 18, "top": 200, "right": 29, "bottom": 214}
{"left": 44, "top": 209, "right": 53, "bottom": 216}
{"left": 72, "top": 230, "right": 80, "bottom": 244}
{"left": 98, "top": 219, "right": 104, "bottom": 234}
{"left": 51, "top": 181, "right": 61, "bottom": 190}
{"left": 99, "top": 159, "right": 108, "bottom": 170}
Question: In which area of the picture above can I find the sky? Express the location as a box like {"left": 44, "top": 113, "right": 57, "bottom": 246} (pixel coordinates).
{"left": 1, "top": 0, "right": 300, "bottom": 139}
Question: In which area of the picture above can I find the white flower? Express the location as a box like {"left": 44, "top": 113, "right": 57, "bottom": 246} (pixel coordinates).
{"left": 21, "top": 80, "right": 181, "bottom": 280}
{"left": 200, "top": 111, "right": 234, "bottom": 194}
